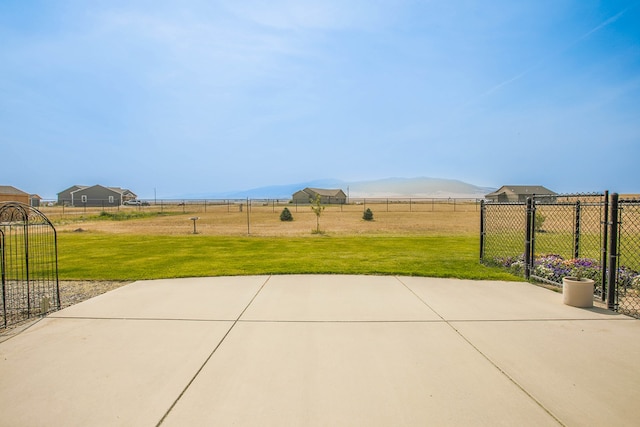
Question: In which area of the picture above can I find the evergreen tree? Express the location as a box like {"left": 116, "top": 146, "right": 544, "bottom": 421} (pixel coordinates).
{"left": 280, "top": 207, "right": 294, "bottom": 221}
{"left": 363, "top": 208, "right": 374, "bottom": 221}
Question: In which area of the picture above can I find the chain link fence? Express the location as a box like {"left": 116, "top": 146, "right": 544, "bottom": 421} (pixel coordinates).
{"left": 480, "top": 202, "right": 526, "bottom": 268}
{"left": 481, "top": 192, "right": 640, "bottom": 318}
{"left": 616, "top": 198, "right": 640, "bottom": 317}
{"left": 529, "top": 194, "right": 607, "bottom": 298}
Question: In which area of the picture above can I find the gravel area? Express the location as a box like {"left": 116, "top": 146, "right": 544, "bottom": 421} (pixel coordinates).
{"left": 1, "top": 281, "right": 132, "bottom": 341}
{"left": 58, "top": 280, "right": 132, "bottom": 308}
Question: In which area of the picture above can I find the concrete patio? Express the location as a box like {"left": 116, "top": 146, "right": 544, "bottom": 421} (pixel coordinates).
{"left": 1, "top": 275, "right": 639, "bottom": 426}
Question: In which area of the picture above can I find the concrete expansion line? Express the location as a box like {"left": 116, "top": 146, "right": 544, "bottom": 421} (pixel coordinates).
{"left": 393, "top": 276, "right": 566, "bottom": 427}
{"left": 155, "top": 275, "right": 273, "bottom": 427}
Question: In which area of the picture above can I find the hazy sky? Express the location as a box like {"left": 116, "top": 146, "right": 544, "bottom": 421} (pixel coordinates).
{"left": 2, "top": 0, "right": 639, "bottom": 198}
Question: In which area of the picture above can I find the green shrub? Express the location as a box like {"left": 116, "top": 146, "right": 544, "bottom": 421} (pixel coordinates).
{"left": 535, "top": 212, "right": 546, "bottom": 231}
{"left": 280, "top": 207, "right": 294, "bottom": 221}
{"left": 363, "top": 208, "right": 374, "bottom": 221}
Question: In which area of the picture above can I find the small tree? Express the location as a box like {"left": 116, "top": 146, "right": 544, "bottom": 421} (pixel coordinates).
{"left": 362, "top": 208, "right": 374, "bottom": 221}
{"left": 280, "top": 207, "right": 293, "bottom": 221}
{"left": 535, "top": 211, "right": 546, "bottom": 232}
{"left": 310, "top": 194, "right": 325, "bottom": 233}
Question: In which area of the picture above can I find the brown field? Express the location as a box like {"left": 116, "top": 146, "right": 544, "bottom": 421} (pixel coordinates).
{"left": 42, "top": 200, "right": 482, "bottom": 236}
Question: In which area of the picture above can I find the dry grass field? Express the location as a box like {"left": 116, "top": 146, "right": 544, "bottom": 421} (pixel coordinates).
{"left": 43, "top": 201, "right": 481, "bottom": 236}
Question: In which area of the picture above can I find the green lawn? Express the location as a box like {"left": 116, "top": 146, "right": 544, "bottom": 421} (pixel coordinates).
{"left": 57, "top": 233, "right": 521, "bottom": 281}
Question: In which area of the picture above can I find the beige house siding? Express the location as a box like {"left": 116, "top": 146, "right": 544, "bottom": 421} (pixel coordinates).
{"left": 485, "top": 185, "right": 557, "bottom": 202}
{"left": 292, "top": 187, "right": 347, "bottom": 204}
{"left": 0, "top": 185, "right": 30, "bottom": 205}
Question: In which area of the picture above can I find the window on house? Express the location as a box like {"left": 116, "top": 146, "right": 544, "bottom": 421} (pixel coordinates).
{"left": 109, "top": 196, "right": 114, "bottom": 203}
{"left": 81, "top": 195, "right": 87, "bottom": 203}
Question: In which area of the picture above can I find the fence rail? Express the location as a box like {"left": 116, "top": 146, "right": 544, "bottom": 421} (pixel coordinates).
{"left": 480, "top": 192, "right": 640, "bottom": 318}
{"left": 36, "top": 197, "right": 483, "bottom": 216}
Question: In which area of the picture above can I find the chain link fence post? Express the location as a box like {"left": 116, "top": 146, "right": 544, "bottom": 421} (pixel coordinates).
{"left": 573, "top": 200, "right": 581, "bottom": 259}
{"left": 525, "top": 197, "right": 533, "bottom": 280}
{"left": 601, "top": 191, "right": 609, "bottom": 301}
{"left": 607, "top": 193, "right": 619, "bottom": 310}
{"left": 479, "top": 200, "right": 485, "bottom": 263}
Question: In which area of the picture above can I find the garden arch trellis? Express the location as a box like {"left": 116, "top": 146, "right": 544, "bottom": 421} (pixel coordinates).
{"left": 1, "top": 202, "right": 60, "bottom": 328}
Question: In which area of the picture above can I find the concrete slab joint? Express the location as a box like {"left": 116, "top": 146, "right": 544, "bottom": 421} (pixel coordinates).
{"left": 0, "top": 275, "right": 637, "bottom": 427}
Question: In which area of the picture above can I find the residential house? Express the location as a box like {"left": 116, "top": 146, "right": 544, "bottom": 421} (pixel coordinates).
{"left": 0, "top": 185, "right": 30, "bottom": 205}
{"left": 29, "top": 194, "right": 42, "bottom": 207}
{"left": 485, "top": 185, "right": 557, "bottom": 202}
{"left": 292, "top": 187, "right": 347, "bottom": 204}
{"left": 57, "top": 185, "right": 137, "bottom": 207}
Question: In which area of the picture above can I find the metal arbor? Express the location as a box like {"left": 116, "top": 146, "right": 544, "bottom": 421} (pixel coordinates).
{"left": 1, "top": 202, "right": 60, "bottom": 328}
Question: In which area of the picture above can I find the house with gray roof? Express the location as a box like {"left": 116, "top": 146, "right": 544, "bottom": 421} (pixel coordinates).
{"left": 57, "top": 185, "right": 137, "bottom": 207}
{"left": 0, "top": 185, "right": 30, "bottom": 205}
{"left": 292, "top": 188, "right": 347, "bottom": 204}
{"left": 485, "top": 185, "right": 557, "bottom": 202}
{"left": 0, "top": 185, "right": 41, "bottom": 207}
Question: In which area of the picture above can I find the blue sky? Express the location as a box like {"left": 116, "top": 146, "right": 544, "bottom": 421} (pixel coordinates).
{"left": 1, "top": 0, "right": 639, "bottom": 199}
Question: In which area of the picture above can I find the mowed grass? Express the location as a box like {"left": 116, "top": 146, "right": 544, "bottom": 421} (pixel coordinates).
{"left": 54, "top": 204, "right": 521, "bottom": 281}
{"left": 57, "top": 233, "right": 520, "bottom": 281}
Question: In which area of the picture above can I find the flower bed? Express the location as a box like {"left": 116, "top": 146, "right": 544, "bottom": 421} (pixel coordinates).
{"left": 492, "top": 254, "right": 640, "bottom": 291}
{"left": 534, "top": 254, "right": 601, "bottom": 285}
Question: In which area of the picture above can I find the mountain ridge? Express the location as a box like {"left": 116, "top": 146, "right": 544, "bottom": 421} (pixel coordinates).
{"left": 183, "top": 177, "right": 496, "bottom": 199}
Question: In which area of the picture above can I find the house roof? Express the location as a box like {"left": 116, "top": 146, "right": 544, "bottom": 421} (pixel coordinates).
{"left": 305, "top": 188, "right": 346, "bottom": 197}
{"left": 485, "top": 185, "right": 557, "bottom": 198}
{"left": 71, "top": 184, "right": 122, "bottom": 195}
{"left": 60, "top": 185, "right": 136, "bottom": 197}
{"left": 0, "top": 185, "right": 28, "bottom": 195}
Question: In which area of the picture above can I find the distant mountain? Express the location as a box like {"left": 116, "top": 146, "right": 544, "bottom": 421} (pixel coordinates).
{"left": 346, "top": 177, "right": 494, "bottom": 198}
{"left": 206, "top": 179, "right": 345, "bottom": 199}
{"left": 203, "top": 177, "right": 495, "bottom": 199}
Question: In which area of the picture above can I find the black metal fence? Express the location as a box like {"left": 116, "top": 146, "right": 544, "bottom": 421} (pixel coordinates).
{"left": 480, "top": 192, "right": 640, "bottom": 318}
{"left": 615, "top": 197, "right": 640, "bottom": 317}
{"left": 1, "top": 202, "right": 60, "bottom": 328}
